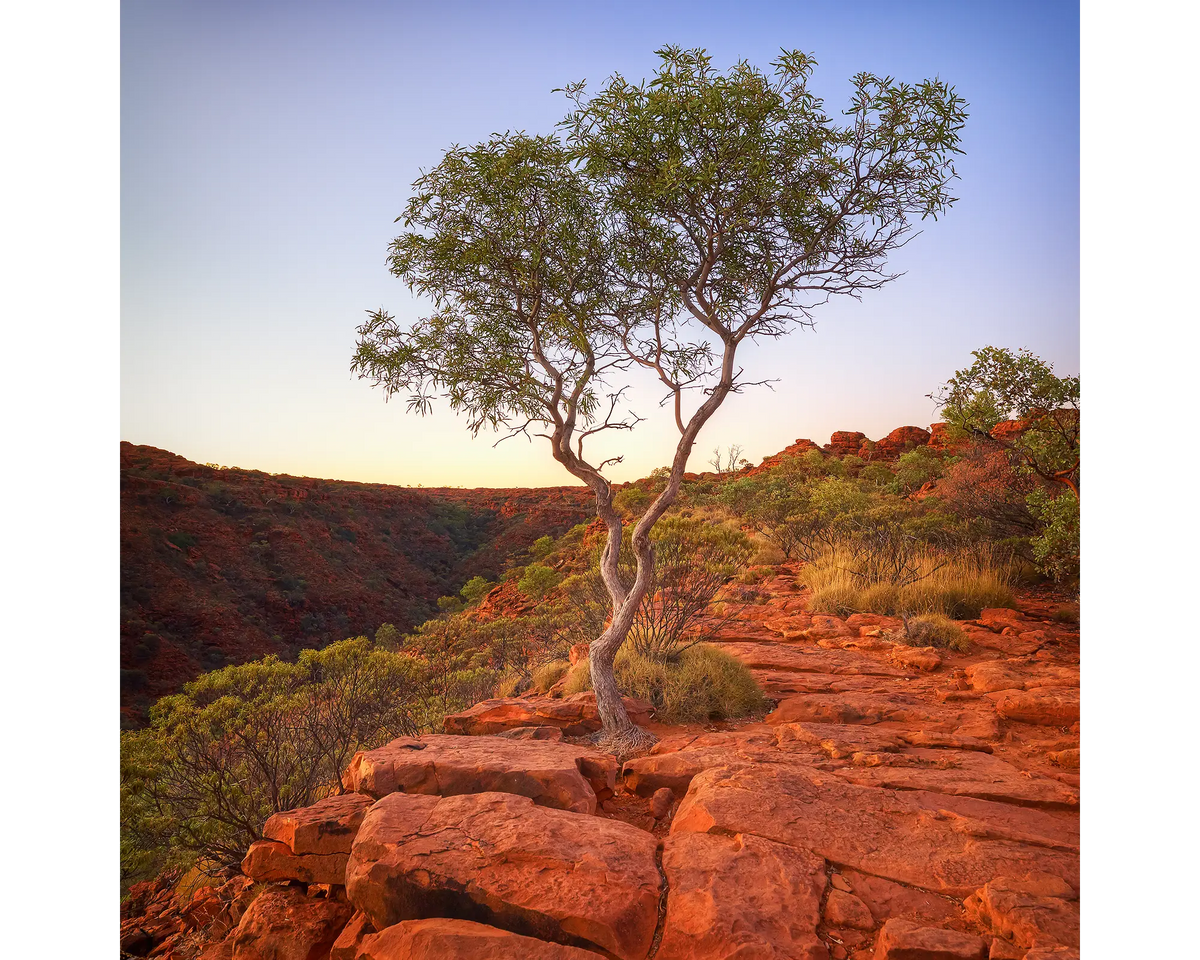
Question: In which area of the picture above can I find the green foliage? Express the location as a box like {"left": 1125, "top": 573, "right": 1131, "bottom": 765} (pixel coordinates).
{"left": 859, "top": 463, "right": 895, "bottom": 486}
{"left": 518, "top": 564, "right": 560, "bottom": 599}
{"left": 564, "top": 643, "right": 766, "bottom": 724}
{"left": 1027, "top": 489, "right": 1079, "bottom": 589}
{"left": 890, "top": 447, "right": 946, "bottom": 495}
{"left": 932, "top": 346, "right": 1079, "bottom": 495}
{"left": 529, "top": 536, "right": 555, "bottom": 559}
{"left": 458, "top": 576, "right": 493, "bottom": 605}
{"left": 166, "top": 531, "right": 197, "bottom": 550}
{"left": 437, "top": 595, "right": 465, "bottom": 613}
{"left": 121, "top": 638, "right": 424, "bottom": 886}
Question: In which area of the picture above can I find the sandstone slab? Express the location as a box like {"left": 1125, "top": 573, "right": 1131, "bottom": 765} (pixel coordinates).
{"left": 229, "top": 885, "right": 353, "bottom": 960}
{"left": 346, "top": 791, "right": 661, "bottom": 959}
{"left": 658, "top": 831, "right": 828, "bottom": 960}
{"left": 873, "top": 918, "right": 987, "bottom": 959}
{"left": 356, "top": 918, "right": 604, "bottom": 959}
{"left": 348, "top": 734, "right": 616, "bottom": 813}
{"left": 993, "top": 690, "right": 1080, "bottom": 727}
{"left": 242, "top": 839, "right": 350, "bottom": 886}
{"left": 443, "top": 692, "right": 653, "bottom": 736}
{"left": 964, "top": 877, "right": 1079, "bottom": 949}
{"left": 671, "top": 765, "right": 1079, "bottom": 897}
{"left": 264, "top": 793, "right": 373, "bottom": 856}
{"left": 776, "top": 722, "right": 904, "bottom": 759}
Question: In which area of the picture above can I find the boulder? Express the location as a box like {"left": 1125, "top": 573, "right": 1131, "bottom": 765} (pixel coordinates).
{"left": 241, "top": 839, "right": 349, "bottom": 886}
{"left": 963, "top": 877, "right": 1079, "bottom": 949}
{"left": 824, "top": 889, "right": 875, "bottom": 930}
{"left": 657, "top": 832, "right": 828, "bottom": 960}
{"left": 330, "top": 912, "right": 374, "bottom": 960}
{"left": 443, "top": 692, "right": 653, "bottom": 736}
{"left": 890, "top": 646, "right": 943, "bottom": 673}
{"left": 496, "top": 725, "right": 564, "bottom": 742}
{"left": 346, "top": 791, "right": 661, "bottom": 960}
{"left": 229, "top": 885, "right": 353, "bottom": 960}
{"left": 264, "top": 793, "right": 373, "bottom": 856}
{"left": 650, "top": 787, "right": 675, "bottom": 820}
{"left": 994, "top": 690, "right": 1080, "bottom": 727}
{"left": 355, "top": 918, "right": 602, "bottom": 959}
{"left": 873, "top": 919, "right": 987, "bottom": 959}
{"left": 347, "top": 734, "right": 617, "bottom": 813}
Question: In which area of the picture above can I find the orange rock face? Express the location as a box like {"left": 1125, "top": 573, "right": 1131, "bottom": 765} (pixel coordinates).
{"left": 873, "top": 918, "right": 987, "bottom": 959}
{"left": 228, "top": 886, "right": 353, "bottom": 960}
{"left": 346, "top": 733, "right": 617, "bottom": 812}
{"left": 345, "top": 791, "right": 662, "bottom": 959}
{"left": 658, "top": 832, "right": 828, "bottom": 959}
{"left": 443, "top": 692, "right": 654, "bottom": 736}
{"left": 356, "top": 918, "right": 605, "bottom": 959}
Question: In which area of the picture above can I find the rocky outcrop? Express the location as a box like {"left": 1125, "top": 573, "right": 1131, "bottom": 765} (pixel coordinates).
{"left": 346, "top": 733, "right": 616, "bottom": 812}
{"left": 443, "top": 691, "right": 653, "bottom": 736}
{"left": 228, "top": 886, "right": 353, "bottom": 960}
{"left": 356, "top": 918, "right": 605, "bottom": 959}
{"left": 874, "top": 426, "right": 932, "bottom": 459}
{"left": 346, "top": 791, "right": 662, "bottom": 959}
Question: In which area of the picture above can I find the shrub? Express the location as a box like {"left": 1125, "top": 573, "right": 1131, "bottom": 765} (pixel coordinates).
{"left": 899, "top": 613, "right": 969, "bottom": 652}
{"left": 1051, "top": 603, "right": 1080, "bottom": 624}
{"left": 564, "top": 644, "right": 766, "bottom": 723}
{"left": 859, "top": 463, "right": 894, "bottom": 486}
{"left": 121, "top": 638, "right": 425, "bottom": 886}
{"left": 518, "top": 564, "right": 560, "bottom": 599}
{"left": 459, "top": 576, "right": 494, "bottom": 605}
{"left": 1027, "top": 489, "right": 1079, "bottom": 589}
{"left": 529, "top": 535, "right": 555, "bottom": 559}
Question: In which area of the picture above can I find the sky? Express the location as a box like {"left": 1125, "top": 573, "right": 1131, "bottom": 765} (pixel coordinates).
{"left": 121, "top": 0, "right": 1079, "bottom": 487}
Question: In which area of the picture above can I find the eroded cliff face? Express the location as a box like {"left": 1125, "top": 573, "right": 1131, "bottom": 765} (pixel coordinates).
{"left": 120, "top": 443, "right": 592, "bottom": 725}
{"left": 122, "top": 566, "right": 1080, "bottom": 960}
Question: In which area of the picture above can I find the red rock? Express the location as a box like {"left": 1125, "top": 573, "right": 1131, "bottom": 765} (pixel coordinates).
{"left": 650, "top": 787, "right": 675, "bottom": 819}
{"left": 241, "top": 839, "right": 350, "bottom": 886}
{"left": 346, "top": 791, "right": 661, "bottom": 960}
{"left": 330, "top": 912, "right": 374, "bottom": 960}
{"left": 806, "top": 615, "right": 855, "bottom": 640}
{"left": 568, "top": 642, "right": 589, "bottom": 665}
{"left": 657, "top": 832, "right": 828, "bottom": 960}
{"left": 776, "top": 722, "right": 904, "bottom": 759}
{"left": 766, "top": 693, "right": 935, "bottom": 727}
{"left": 873, "top": 919, "right": 987, "bottom": 959}
{"left": 671, "top": 765, "right": 1079, "bottom": 897}
{"left": 229, "top": 885, "right": 353, "bottom": 960}
{"left": 621, "top": 731, "right": 778, "bottom": 796}
{"left": 443, "top": 692, "right": 653, "bottom": 736}
{"left": 355, "top": 918, "right": 603, "bottom": 958}
{"left": 347, "top": 734, "right": 616, "bottom": 813}
{"left": 828, "top": 431, "right": 869, "bottom": 457}
{"left": 1021, "top": 948, "right": 1080, "bottom": 959}
{"left": 264, "top": 793, "right": 373, "bottom": 856}
{"left": 898, "top": 732, "right": 993, "bottom": 753}
{"left": 874, "top": 426, "right": 932, "bottom": 460}
{"left": 837, "top": 870, "right": 957, "bottom": 925}
{"left": 825, "top": 889, "right": 875, "bottom": 930}
{"left": 964, "top": 878, "right": 1079, "bottom": 949}
{"left": 830, "top": 748, "right": 1079, "bottom": 810}
{"left": 831, "top": 874, "right": 853, "bottom": 893}
{"left": 1049, "top": 748, "right": 1080, "bottom": 770}
{"left": 994, "top": 690, "right": 1080, "bottom": 727}
{"left": 495, "top": 725, "right": 565, "bottom": 741}
{"left": 890, "top": 647, "right": 943, "bottom": 673}
{"left": 987, "top": 939, "right": 1024, "bottom": 960}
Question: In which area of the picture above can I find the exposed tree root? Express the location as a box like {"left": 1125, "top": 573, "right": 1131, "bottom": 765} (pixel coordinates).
{"left": 591, "top": 724, "right": 659, "bottom": 763}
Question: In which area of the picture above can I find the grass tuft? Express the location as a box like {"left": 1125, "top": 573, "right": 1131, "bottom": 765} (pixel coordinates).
{"left": 530, "top": 659, "right": 570, "bottom": 694}
{"left": 899, "top": 614, "right": 970, "bottom": 652}
{"left": 563, "top": 643, "right": 766, "bottom": 724}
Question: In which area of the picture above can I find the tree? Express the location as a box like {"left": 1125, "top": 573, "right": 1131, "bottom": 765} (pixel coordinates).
{"left": 352, "top": 47, "right": 966, "bottom": 748}
{"left": 930, "top": 346, "right": 1079, "bottom": 497}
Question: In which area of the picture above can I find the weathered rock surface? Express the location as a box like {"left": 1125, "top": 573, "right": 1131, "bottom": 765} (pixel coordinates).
{"left": 346, "top": 791, "right": 662, "bottom": 959}
{"left": 443, "top": 691, "right": 653, "bottom": 736}
{"left": 964, "top": 877, "right": 1079, "bottom": 949}
{"left": 241, "top": 838, "right": 351, "bottom": 886}
{"left": 229, "top": 885, "right": 353, "bottom": 960}
{"left": 672, "top": 765, "right": 1079, "bottom": 897}
{"left": 265, "top": 793, "right": 374, "bottom": 855}
{"left": 347, "top": 733, "right": 617, "bottom": 813}
{"left": 658, "top": 831, "right": 829, "bottom": 959}
{"left": 993, "top": 690, "right": 1080, "bottom": 727}
{"left": 873, "top": 918, "right": 987, "bottom": 959}
{"left": 355, "top": 918, "right": 604, "bottom": 959}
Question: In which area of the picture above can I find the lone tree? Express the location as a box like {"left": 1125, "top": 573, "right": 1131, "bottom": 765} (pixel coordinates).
{"left": 352, "top": 47, "right": 967, "bottom": 750}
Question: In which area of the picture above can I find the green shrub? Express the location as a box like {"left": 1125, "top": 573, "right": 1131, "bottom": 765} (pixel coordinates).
{"left": 859, "top": 463, "right": 894, "bottom": 486}
{"left": 167, "top": 531, "right": 198, "bottom": 550}
{"left": 563, "top": 643, "right": 765, "bottom": 724}
{"left": 1027, "top": 489, "right": 1079, "bottom": 589}
{"left": 458, "top": 576, "right": 493, "bottom": 605}
{"left": 529, "top": 535, "right": 555, "bottom": 559}
{"left": 518, "top": 564, "right": 560, "bottom": 599}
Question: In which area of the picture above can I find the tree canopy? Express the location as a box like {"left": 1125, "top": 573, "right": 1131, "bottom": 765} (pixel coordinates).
{"left": 930, "top": 345, "right": 1079, "bottom": 497}
{"left": 353, "top": 47, "right": 967, "bottom": 741}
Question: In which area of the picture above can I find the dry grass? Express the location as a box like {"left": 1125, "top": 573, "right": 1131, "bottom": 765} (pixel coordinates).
{"left": 897, "top": 613, "right": 970, "bottom": 652}
{"left": 802, "top": 544, "right": 1016, "bottom": 620}
{"left": 564, "top": 643, "right": 766, "bottom": 724}
{"left": 530, "top": 659, "right": 570, "bottom": 693}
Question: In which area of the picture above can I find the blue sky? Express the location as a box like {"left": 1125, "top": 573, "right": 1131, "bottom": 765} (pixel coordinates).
{"left": 121, "top": 0, "right": 1079, "bottom": 486}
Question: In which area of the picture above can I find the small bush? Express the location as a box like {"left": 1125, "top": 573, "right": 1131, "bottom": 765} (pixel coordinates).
{"left": 1051, "top": 603, "right": 1080, "bottom": 624}
{"left": 529, "top": 536, "right": 555, "bottom": 559}
{"left": 563, "top": 644, "right": 766, "bottom": 724}
{"left": 518, "top": 564, "right": 560, "bottom": 599}
{"left": 900, "top": 614, "right": 969, "bottom": 652}
{"left": 459, "top": 576, "right": 493, "bottom": 605}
